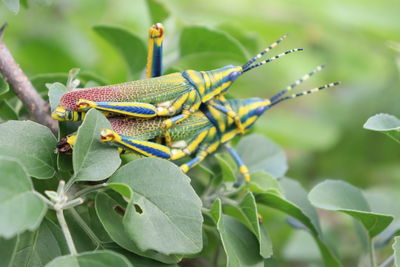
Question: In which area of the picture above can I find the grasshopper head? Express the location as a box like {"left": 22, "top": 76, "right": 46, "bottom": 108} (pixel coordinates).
{"left": 235, "top": 98, "right": 271, "bottom": 130}
{"left": 100, "top": 129, "right": 121, "bottom": 143}
{"left": 52, "top": 106, "right": 85, "bottom": 121}
{"left": 52, "top": 106, "right": 68, "bottom": 121}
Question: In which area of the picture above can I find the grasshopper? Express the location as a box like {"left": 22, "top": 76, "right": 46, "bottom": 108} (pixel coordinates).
{"left": 63, "top": 66, "right": 338, "bottom": 182}
{"left": 52, "top": 23, "right": 303, "bottom": 140}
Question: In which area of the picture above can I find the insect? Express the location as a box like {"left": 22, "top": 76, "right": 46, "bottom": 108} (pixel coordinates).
{"left": 52, "top": 24, "right": 302, "bottom": 140}
{"left": 61, "top": 66, "right": 338, "bottom": 182}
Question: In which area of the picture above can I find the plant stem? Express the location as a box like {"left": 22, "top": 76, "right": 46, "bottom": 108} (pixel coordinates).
{"left": 74, "top": 183, "right": 107, "bottom": 199}
{"left": 56, "top": 208, "right": 77, "bottom": 255}
{"left": 69, "top": 208, "right": 103, "bottom": 249}
{"left": 369, "top": 238, "right": 377, "bottom": 267}
{"left": 0, "top": 23, "right": 57, "bottom": 133}
{"left": 379, "top": 255, "right": 394, "bottom": 267}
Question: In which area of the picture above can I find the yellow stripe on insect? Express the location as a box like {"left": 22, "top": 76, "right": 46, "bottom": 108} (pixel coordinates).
{"left": 187, "top": 70, "right": 205, "bottom": 94}
{"left": 186, "top": 130, "right": 209, "bottom": 153}
{"left": 203, "top": 81, "right": 231, "bottom": 102}
{"left": 239, "top": 165, "right": 250, "bottom": 182}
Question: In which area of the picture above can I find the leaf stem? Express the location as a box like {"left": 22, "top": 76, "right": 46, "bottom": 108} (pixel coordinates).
{"left": 73, "top": 183, "right": 107, "bottom": 199}
{"left": 369, "top": 238, "right": 377, "bottom": 267}
{"left": 56, "top": 208, "right": 77, "bottom": 255}
{"left": 69, "top": 208, "right": 103, "bottom": 249}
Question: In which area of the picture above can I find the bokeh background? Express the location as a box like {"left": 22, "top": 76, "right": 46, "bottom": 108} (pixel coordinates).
{"left": 1, "top": 0, "right": 400, "bottom": 265}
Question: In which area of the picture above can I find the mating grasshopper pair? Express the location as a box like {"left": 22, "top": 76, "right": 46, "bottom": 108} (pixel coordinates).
{"left": 53, "top": 23, "right": 339, "bottom": 182}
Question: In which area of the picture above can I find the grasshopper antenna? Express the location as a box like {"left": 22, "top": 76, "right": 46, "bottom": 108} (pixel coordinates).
{"left": 270, "top": 65, "right": 326, "bottom": 102}
{"left": 242, "top": 34, "right": 288, "bottom": 70}
{"left": 242, "top": 48, "right": 303, "bottom": 73}
{"left": 267, "top": 82, "right": 341, "bottom": 108}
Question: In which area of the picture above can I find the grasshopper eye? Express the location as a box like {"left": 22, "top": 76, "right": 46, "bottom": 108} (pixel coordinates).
{"left": 229, "top": 71, "right": 241, "bottom": 81}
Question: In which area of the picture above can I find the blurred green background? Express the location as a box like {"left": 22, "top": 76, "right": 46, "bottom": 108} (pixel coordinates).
{"left": 1, "top": 0, "right": 400, "bottom": 265}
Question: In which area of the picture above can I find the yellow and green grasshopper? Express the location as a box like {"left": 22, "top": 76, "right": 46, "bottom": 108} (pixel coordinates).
{"left": 62, "top": 66, "right": 338, "bottom": 182}
{"left": 52, "top": 23, "right": 303, "bottom": 138}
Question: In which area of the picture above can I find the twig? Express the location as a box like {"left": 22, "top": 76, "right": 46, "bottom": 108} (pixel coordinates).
{"left": 0, "top": 23, "right": 57, "bottom": 133}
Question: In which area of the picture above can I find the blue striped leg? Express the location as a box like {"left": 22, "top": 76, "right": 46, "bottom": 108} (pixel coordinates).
{"left": 224, "top": 143, "right": 250, "bottom": 183}
{"left": 180, "top": 139, "right": 220, "bottom": 174}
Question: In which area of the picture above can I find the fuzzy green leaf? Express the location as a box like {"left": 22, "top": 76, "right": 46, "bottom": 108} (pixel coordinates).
{"left": 94, "top": 26, "right": 147, "bottom": 78}
{"left": 11, "top": 218, "right": 68, "bottom": 266}
{"left": 0, "top": 121, "right": 57, "bottom": 179}
{"left": 109, "top": 158, "right": 203, "bottom": 255}
{"left": 237, "top": 134, "right": 288, "bottom": 178}
{"left": 0, "top": 157, "right": 47, "bottom": 238}
{"left": 256, "top": 178, "right": 342, "bottom": 267}
{"left": 0, "top": 100, "right": 18, "bottom": 120}
{"left": 215, "top": 153, "right": 236, "bottom": 182}
{"left": 45, "top": 250, "right": 132, "bottom": 267}
{"left": 394, "top": 236, "right": 400, "bottom": 267}
{"left": 210, "top": 199, "right": 264, "bottom": 266}
{"left": 72, "top": 109, "right": 121, "bottom": 182}
{"left": 223, "top": 192, "right": 273, "bottom": 258}
{"left": 308, "top": 180, "right": 393, "bottom": 238}
{"left": 95, "top": 191, "right": 181, "bottom": 264}
{"left": 363, "top": 113, "right": 400, "bottom": 143}
{"left": 0, "top": 235, "right": 18, "bottom": 266}
{"left": 0, "top": 74, "right": 10, "bottom": 97}
{"left": 47, "top": 82, "right": 68, "bottom": 111}
{"left": 146, "top": 0, "right": 169, "bottom": 23}
{"left": 2, "top": 0, "right": 20, "bottom": 13}
{"left": 248, "top": 171, "right": 283, "bottom": 194}
{"left": 180, "top": 26, "right": 248, "bottom": 63}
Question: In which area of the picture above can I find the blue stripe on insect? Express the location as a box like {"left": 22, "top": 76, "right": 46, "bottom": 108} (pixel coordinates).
{"left": 121, "top": 136, "right": 170, "bottom": 159}
{"left": 96, "top": 102, "right": 157, "bottom": 115}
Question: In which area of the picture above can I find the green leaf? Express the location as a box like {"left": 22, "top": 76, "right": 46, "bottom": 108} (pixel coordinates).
{"left": 104, "top": 243, "right": 178, "bottom": 267}
{"left": 146, "top": 0, "right": 169, "bottom": 23}
{"left": 0, "top": 74, "right": 10, "bottom": 97}
{"left": 237, "top": 134, "right": 288, "bottom": 178}
{"left": 394, "top": 236, "right": 400, "bottom": 267}
{"left": 31, "top": 73, "right": 68, "bottom": 94}
{"left": 180, "top": 26, "right": 248, "bottom": 63}
{"left": 215, "top": 153, "right": 236, "bottom": 182}
{"left": 109, "top": 158, "right": 203, "bottom": 255}
{"left": 45, "top": 250, "right": 132, "bottom": 267}
{"left": 256, "top": 178, "right": 342, "bottom": 267}
{"left": 223, "top": 192, "right": 273, "bottom": 258}
{"left": 2, "top": 0, "right": 20, "bottom": 13}
{"left": 47, "top": 82, "right": 68, "bottom": 111}
{"left": 308, "top": 180, "right": 393, "bottom": 238}
{"left": 0, "top": 120, "right": 57, "bottom": 179}
{"left": 363, "top": 113, "right": 400, "bottom": 143}
{"left": 0, "top": 157, "right": 47, "bottom": 238}
{"left": 72, "top": 109, "right": 121, "bottom": 182}
{"left": 93, "top": 26, "right": 147, "bottom": 78}
{"left": 210, "top": 199, "right": 264, "bottom": 267}
{"left": 247, "top": 171, "right": 283, "bottom": 194}
{"left": 0, "top": 235, "right": 18, "bottom": 266}
{"left": 95, "top": 192, "right": 181, "bottom": 264}
{"left": 11, "top": 218, "right": 68, "bottom": 266}
{"left": 0, "top": 100, "right": 18, "bottom": 120}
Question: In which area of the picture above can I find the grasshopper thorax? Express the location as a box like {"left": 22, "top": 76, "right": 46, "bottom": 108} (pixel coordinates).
{"left": 182, "top": 65, "right": 243, "bottom": 102}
